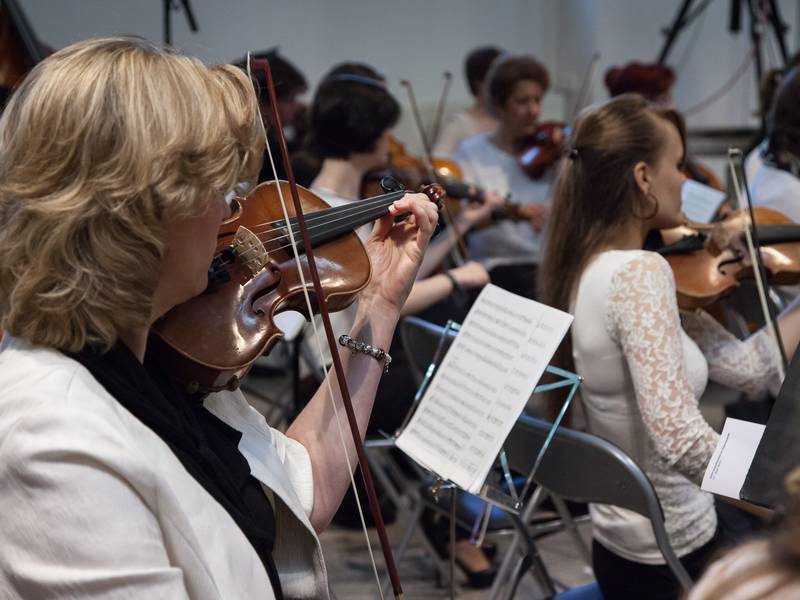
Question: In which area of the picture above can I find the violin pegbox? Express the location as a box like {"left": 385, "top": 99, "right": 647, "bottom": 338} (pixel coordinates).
{"left": 420, "top": 183, "right": 446, "bottom": 210}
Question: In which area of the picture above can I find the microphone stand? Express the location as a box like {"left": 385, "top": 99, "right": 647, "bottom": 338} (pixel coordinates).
{"left": 163, "top": 0, "right": 199, "bottom": 45}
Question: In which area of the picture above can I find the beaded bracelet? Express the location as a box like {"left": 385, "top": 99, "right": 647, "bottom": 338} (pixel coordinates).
{"left": 338, "top": 334, "right": 392, "bottom": 373}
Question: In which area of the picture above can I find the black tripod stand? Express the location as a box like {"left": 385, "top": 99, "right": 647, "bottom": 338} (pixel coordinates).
{"left": 657, "top": 0, "right": 789, "bottom": 126}
{"left": 163, "top": 0, "right": 198, "bottom": 45}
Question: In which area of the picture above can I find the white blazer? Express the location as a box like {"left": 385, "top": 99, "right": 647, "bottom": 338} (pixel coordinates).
{"left": 0, "top": 336, "right": 329, "bottom": 599}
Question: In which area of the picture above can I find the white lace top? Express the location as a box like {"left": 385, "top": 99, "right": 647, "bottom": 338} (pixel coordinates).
{"left": 571, "top": 250, "right": 780, "bottom": 564}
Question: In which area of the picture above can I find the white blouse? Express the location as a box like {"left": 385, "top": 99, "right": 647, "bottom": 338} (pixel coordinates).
{"left": 0, "top": 336, "right": 328, "bottom": 599}
{"left": 453, "top": 133, "right": 552, "bottom": 262}
{"left": 571, "top": 250, "right": 780, "bottom": 564}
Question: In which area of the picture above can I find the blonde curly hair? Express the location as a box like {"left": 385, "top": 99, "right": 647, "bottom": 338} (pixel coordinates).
{"left": 0, "top": 36, "right": 264, "bottom": 352}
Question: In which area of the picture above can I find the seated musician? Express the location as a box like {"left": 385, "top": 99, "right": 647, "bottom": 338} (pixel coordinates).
{"left": 538, "top": 94, "right": 800, "bottom": 600}
{"left": 745, "top": 66, "right": 800, "bottom": 222}
{"left": 308, "top": 62, "right": 501, "bottom": 587}
{"left": 605, "top": 60, "right": 724, "bottom": 191}
{"left": 307, "top": 62, "right": 497, "bottom": 343}
{"left": 0, "top": 36, "right": 438, "bottom": 598}
{"left": 453, "top": 54, "right": 553, "bottom": 295}
{"left": 432, "top": 45, "right": 504, "bottom": 157}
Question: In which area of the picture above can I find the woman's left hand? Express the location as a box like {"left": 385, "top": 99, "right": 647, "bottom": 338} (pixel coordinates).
{"left": 361, "top": 192, "right": 439, "bottom": 313}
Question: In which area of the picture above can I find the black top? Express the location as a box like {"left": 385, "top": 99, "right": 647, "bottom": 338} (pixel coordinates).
{"left": 69, "top": 342, "right": 284, "bottom": 597}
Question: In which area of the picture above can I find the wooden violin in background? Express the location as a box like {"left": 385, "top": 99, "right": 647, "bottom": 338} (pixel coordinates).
{"left": 517, "top": 121, "right": 570, "bottom": 180}
{"left": 362, "top": 137, "right": 529, "bottom": 223}
{"left": 517, "top": 53, "right": 601, "bottom": 181}
{"left": 151, "top": 180, "right": 443, "bottom": 393}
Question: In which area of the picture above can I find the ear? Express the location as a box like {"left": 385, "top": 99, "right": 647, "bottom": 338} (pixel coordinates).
{"left": 633, "top": 160, "right": 650, "bottom": 196}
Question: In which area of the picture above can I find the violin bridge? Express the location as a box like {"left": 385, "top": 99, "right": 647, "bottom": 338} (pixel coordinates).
{"left": 232, "top": 226, "right": 269, "bottom": 276}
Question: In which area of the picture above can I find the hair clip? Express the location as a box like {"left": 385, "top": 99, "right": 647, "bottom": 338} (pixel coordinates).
{"left": 566, "top": 147, "right": 579, "bottom": 160}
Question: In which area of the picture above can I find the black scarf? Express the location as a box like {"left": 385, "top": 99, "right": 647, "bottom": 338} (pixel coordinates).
{"left": 69, "top": 341, "right": 284, "bottom": 598}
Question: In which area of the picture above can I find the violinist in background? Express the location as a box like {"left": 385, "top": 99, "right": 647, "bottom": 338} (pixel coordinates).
{"left": 605, "top": 60, "right": 724, "bottom": 191}
{"left": 234, "top": 48, "right": 309, "bottom": 181}
{"left": 746, "top": 66, "right": 800, "bottom": 223}
{"left": 0, "top": 37, "right": 438, "bottom": 598}
{"left": 432, "top": 45, "right": 504, "bottom": 157}
{"left": 306, "top": 63, "right": 494, "bottom": 344}
{"left": 453, "top": 54, "right": 553, "bottom": 296}
{"left": 307, "top": 62, "right": 501, "bottom": 587}
{"left": 539, "top": 93, "right": 800, "bottom": 600}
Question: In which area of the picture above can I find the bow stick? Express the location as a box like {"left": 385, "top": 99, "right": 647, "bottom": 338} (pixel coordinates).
{"left": 400, "top": 78, "right": 468, "bottom": 265}
{"left": 428, "top": 70, "right": 452, "bottom": 147}
{"left": 251, "top": 57, "right": 404, "bottom": 598}
{"left": 728, "top": 148, "right": 788, "bottom": 379}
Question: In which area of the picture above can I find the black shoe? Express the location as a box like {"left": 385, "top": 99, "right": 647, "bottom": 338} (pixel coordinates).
{"left": 420, "top": 510, "right": 497, "bottom": 589}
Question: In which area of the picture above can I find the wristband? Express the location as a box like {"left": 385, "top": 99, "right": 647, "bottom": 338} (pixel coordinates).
{"left": 338, "top": 334, "right": 392, "bottom": 373}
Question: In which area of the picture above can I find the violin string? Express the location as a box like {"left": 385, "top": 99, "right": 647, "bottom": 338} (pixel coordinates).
{"left": 241, "top": 192, "right": 400, "bottom": 245}
{"left": 251, "top": 56, "right": 385, "bottom": 597}
{"left": 245, "top": 188, "right": 406, "bottom": 236}
{"left": 214, "top": 196, "right": 402, "bottom": 268}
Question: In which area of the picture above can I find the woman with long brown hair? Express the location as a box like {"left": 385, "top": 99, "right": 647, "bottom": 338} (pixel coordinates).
{"left": 539, "top": 94, "right": 800, "bottom": 600}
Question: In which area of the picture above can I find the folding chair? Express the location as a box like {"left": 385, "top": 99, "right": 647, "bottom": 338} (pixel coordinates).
{"left": 493, "top": 415, "right": 693, "bottom": 599}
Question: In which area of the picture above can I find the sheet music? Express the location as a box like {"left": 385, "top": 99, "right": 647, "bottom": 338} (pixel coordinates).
{"left": 681, "top": 179, "right": 726, "bottom": 224}
{"left": 395, "top": 284, "right": 572, "bottom": 493}
{"left": 702, "top": 418, "right": 765, "bottom": 499}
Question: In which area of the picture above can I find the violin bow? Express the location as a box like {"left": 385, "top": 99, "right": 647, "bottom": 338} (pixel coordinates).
{"left": 250, "top": 56, "right": 404, "bottom": 599}
{"left": 569, "top": 52, "right": 601, "bottom": 120}
{"left": 728, "top": 148, "right": 788, "bottom": 379}
{"left": 400, "top": 78, "right": 469, "bottom": 265}
{"left": 428, "top": 70, "right": 452, "bottom": 148}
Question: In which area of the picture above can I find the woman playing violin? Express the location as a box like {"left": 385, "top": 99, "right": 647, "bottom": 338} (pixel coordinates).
{"left": 539, "top": 94, "right": 800, "bottom": 600}
{"left": 0, "top": 37, "right": 437, "bottom": 598}
{"left": 453, "top": 54, "right": 552, "bottom": 267}
{"left": 300, "top": 62, "right": 495, "bottom": 371}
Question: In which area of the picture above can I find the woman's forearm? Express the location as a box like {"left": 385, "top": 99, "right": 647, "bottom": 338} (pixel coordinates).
{"left": 285, "top": 298, "right": 399, "bottom": 532}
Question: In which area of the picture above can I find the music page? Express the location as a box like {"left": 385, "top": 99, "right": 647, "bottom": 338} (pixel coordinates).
{"left": 395, "top": 284, "right": 572, "bottom": 493}
{"left": 681, "top": 179, "right": 726, "bottom": 224}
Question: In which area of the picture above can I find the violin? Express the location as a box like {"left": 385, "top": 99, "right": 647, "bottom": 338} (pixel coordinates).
{"left": 362, "top": 136, "right": 526, "bottom": 221}
{"left": 658, "top": 206, "right": 800, "bottom": 309}
{"left": 516, "top": 54, "right": 601, "bottom": 181}
{"left": 151, "top": 180, "right": 443, "bottom": 393}
{"left": 517, "top": 121, "right": 570, "bottom": 180}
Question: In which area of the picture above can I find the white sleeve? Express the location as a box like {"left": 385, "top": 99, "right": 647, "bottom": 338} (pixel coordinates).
{"left": 433, "top": 114, "right": 470, "bottom": 157}
{"left": 682, "top": 309, "right": 782, "bottom": 397}
{"left": 452, "top": 142, "right": 479, "bottom": 187}
{"left": 0, "top": 407, "right": 190, "bottom": 599}
{"left": 606, "top": 253, "right": 719, "bottom": 484}
{"left": 204, "top": 389, "right": 314, "bottom": 517}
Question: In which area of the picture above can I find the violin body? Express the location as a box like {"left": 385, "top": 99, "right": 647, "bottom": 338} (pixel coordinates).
{"left": 661, "top": 206, "right": 800, "bottom": 309}
{"left": 151, "top": 181, "right": 371, "bottom": 392}
{"left": 518, "top": 121, "right": 570, "bottom": 180}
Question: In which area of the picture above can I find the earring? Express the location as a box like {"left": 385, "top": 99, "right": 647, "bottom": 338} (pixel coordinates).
{"left": 633, "top": 192, "right": 660, "bottom": 220}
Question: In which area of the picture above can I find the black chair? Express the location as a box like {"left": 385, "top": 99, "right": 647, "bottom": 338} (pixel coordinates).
{"left": 491, "top": 415, "right": 693, "bottom": 598}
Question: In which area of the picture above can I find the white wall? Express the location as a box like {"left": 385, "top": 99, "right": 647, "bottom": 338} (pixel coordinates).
{"left": 554, "top": 0, "right": 800, "bottom": 130}
{"left": 22, "top": 0, "right": 560, "bottom": 153}
{"left": 21, "top": 0, "right": 800, "bottom": 151}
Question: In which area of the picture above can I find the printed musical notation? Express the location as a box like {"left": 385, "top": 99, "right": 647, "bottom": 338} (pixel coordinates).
{"left": 396, "top": 284, "right": 572, "bottom": 493}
